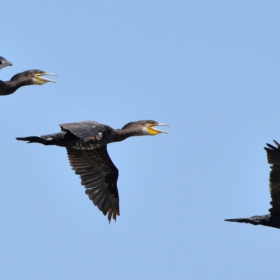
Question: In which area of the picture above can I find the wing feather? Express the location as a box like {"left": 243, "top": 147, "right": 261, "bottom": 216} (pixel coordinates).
{"left": 66, "top": 146, "right": 120, "bottom": 222}
{"left": 265, "top": 140, "right": 280, "bottom": 215}
{"left": 60, "top": 121, "right": 108, "bottom": 142}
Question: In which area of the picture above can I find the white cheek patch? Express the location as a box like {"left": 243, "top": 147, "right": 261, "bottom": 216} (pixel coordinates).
{"left": 32, "top": 77, "right": 45, "bottom": 85}
{"left": 142, "top": 127, "right": 150, "bottom": 135}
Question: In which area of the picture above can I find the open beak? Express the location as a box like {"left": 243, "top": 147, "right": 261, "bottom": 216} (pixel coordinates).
{"left": 35, "top": 72, "right": 58, "bottom": 84}
{"left": 149, "top": 122, "right": 169, "bottom": 135}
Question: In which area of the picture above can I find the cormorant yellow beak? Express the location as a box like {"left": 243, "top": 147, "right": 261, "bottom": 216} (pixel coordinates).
{"left": 35, "top": 72, "right": 58, "bottom": 85}
{"left": 148, "top": 122, "right": 169, "bottom": 135}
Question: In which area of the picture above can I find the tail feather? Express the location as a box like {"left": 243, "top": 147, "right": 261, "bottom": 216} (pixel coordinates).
{"left": 16, "top": 132, "right": 66, "bottom": 146}
{"left": 225, "top": 218, "right": 259, "bottom": 226}
{"left": 225, "top": 218, "right": 251, "bottom": 223}
{"left": 16, "top": 136, "right": 53, "bottom": 145}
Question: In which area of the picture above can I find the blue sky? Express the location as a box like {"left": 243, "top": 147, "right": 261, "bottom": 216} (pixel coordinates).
{"left": 1, "top": 1, "right": 280, "bottom": 279}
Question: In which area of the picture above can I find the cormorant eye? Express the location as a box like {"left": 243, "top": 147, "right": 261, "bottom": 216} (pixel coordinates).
{"left": 0, "top": 61, "right": 2, "bottom": 64}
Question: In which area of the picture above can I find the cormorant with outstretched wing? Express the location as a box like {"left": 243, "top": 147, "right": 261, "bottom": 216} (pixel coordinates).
{"left": 17, "top": 120, "right": 169, "bottom": 222}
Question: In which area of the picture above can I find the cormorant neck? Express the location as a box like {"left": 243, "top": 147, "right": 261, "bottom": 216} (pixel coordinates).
{"left": 0, "top": 78, "right": 32, "bottom": 96}
{"left": 113, "top": 127, "right": 142, "bottom": 142}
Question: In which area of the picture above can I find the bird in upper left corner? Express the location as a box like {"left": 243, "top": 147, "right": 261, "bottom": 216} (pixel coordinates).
{"left": 0, "top": 56, "right": 12, "bottom": 70}
{"left": 0, "top": 69, "right": 57, "bottom": 96}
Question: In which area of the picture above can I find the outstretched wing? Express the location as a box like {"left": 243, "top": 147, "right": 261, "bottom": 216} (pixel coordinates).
{"left": 60, "top": 121, "right": 107, "bottom": 142}
{"left": 66, "top": 146, "right": 120, "bottom": 222}
{"left": 264, "top": 140, "right": 280, "bottom": 215}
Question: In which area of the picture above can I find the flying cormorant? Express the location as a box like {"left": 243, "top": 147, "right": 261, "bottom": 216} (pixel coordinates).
{"left": 0, "top": 69, "right": 57, "bottom": 96}
{"left": 16, "top": 120, "right": 169, "bottom": 222}
{"left": 225, "top": 140, "right": 280, "bottom": 229}
{"left": 0, "top": 56, "right": 12, "bottom": 70}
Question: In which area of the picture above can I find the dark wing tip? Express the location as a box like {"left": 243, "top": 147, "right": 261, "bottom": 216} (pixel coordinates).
{"left": 265, "top": 140, "right": 280, "bottom": 150}
{"left": 274, "top": 140, "right": 280, "bottom": 147}
{"left": 108, "top": 204, "right": 120, "bottom": 223}
{"left": 67, "top": 147, "right": 120, "bottom": 223}
{"left": 265, "top": 144, "right": 276, "bottom": 150}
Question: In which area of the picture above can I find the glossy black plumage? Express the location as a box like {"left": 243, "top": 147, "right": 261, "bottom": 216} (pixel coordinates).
{"left": 225, "top": 140, "right": 280, "bottom": 229}
{"left": 16, "top": 120, "right": 168, "bottom": 222}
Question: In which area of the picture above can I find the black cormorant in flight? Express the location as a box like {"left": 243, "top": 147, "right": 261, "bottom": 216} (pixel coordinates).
{"left": 225, "top": 140, "right": 280, "bottom": 229}
{"left": 16, "top": 120, "right": 169, "bottom": 222}
{"left": 0, "top": 69, "right": 57, "bottom": 96}
{"left": 0, "top": 56, "right": 12, "bottom": 70}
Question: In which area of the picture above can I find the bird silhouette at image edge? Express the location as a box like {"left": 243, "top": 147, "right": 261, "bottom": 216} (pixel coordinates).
{"left": 225, "top": 140, "right": 280, "bottom": 229}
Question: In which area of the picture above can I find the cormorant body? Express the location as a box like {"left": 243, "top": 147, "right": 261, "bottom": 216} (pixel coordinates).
{"left": 0, "top": 69, "right": 57, "bottom": 96}
{"left": 16, "top": 120, "right": 169, "bottom": 222}
{"left": 225, "top": 140, "right": 280, "bottom": 229}
{"left": 0, "top": 56, "right": 12, "bottom": 70}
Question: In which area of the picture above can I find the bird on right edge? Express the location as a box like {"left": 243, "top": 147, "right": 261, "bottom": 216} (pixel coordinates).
{"left": 225, "top": 140, "right": 280, "bottom": 229}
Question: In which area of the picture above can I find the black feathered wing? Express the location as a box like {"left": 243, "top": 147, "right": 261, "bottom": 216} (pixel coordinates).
{"left": 60, "top": 121, "right": 107, "bottom": 142}
{"left": 66, "top": 146, "right": 120, "bottom": 222}
{"left": 264, "top": 140, "right": 280, "bottom": 215}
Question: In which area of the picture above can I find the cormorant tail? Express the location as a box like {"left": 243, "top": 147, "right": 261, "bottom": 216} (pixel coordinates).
{"left": 16, "top": 136, "right": 54, "bottom": 145}
{"left": 225, "top": 218, "right": 259, "bottom": 226}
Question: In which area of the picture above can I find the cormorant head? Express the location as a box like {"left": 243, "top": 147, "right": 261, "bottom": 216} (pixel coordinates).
{"left": 0, "top": 56, "right": 12, "bottom": 70}
{"left": 122, "top": 120, "right": 169, "bottom": 136}
{"left": 11, "top": 69, "right": 58, "bottom": 85}
{"left": 29, "top": 69, "right": 58, "bottom": 85}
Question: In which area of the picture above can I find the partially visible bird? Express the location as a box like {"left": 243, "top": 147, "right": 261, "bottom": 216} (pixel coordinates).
{"left": 0, "top": 69, "right": 57, "bottom": 96}
{"left": 0, "top": 56, "right": 12, "bottom": 70}
{"left": 16, "top": 120, "right": 169, "bottom": 222}
{"left": 225, "top": 140, "right": 280, "bottom": 229}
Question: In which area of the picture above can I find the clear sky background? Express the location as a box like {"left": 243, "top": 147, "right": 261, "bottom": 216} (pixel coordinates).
{"left": 1, "top": 1, "right": 280, "bottom": 279}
